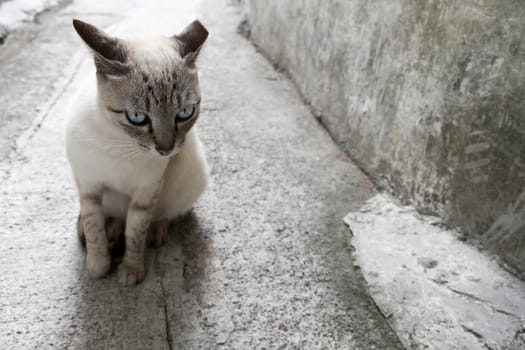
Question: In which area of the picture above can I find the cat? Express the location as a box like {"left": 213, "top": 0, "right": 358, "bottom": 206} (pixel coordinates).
{"left": 65, "top": 19, "right": 209, "bottom": 286}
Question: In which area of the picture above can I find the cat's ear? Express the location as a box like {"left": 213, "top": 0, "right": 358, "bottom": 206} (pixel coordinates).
{"left": 174, "top": 20, "right": 208, "bottom": 67}
{"left": 72, "top": 19, "right": 130, "bottom": 78}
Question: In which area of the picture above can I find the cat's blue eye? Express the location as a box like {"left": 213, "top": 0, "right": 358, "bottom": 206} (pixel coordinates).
{"left": 176, "top": 106, "right": 195, "bottom": 121}
{"left": 126, "top": 111, "right": 149, "bottom": 126}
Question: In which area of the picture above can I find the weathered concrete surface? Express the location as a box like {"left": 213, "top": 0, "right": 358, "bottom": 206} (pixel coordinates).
{"left": 243, "top": 0, "right": 525, "bottom": 274}
{"left": 0, "top": 0, "right": 80, "bottom": 161}
{"left": 0, "top": 0, "right": 63, "bottom": 30}
{"left": 345, "top": 195, "right": 525, "bottom": 350}
{"left": 0, "top": 0, "right": 404, "bottom": 348}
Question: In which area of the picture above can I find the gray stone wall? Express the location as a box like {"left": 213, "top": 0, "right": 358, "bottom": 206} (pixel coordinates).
{"left": 244, "top": 0, "right": 525, "bottom": 274}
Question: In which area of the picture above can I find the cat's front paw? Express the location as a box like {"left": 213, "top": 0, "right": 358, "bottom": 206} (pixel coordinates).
{"left": 118, "top": 262, "right": 145, "bottom": 286}
{"left": 86, "top": 252, "right": 111, "bottom": 278}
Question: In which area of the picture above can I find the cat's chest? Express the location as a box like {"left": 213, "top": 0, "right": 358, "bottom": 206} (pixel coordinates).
{"left": 69, "top": 141, "right": 167, "bottom": 196}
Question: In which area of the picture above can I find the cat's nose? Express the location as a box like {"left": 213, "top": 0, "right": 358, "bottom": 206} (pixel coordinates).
{"left": 155, "top": 146, "right": 173, "bottom": 156}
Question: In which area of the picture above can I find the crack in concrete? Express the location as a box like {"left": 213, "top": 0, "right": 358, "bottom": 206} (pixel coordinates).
{"left": 442, "top": 284, "right": 522, "bottom": 321}
{"left": 159, "top": 277, "right": 173, "bottom": 350}
{"left": 1, "top": 53, "right": 85, "bottom": 182}
{"left": 505, "top": 328, "right": 525, "bottom": 350}
{"left": 216, "top": 329, "right": 233, "bottom": 346}
{"left": 365, "top": 270, "right": 524, "bottom": 349}
{"left": 364, "top": 287, "right": 406, "bottom": 347}
{"left": 461, "top": 325, "right": 496, "bottom": 350}
{"left": 19, "top": 56, "right": 84, "bottom": 147}
{"left": 441, "top": 283, "right": 525, "bottom": 349}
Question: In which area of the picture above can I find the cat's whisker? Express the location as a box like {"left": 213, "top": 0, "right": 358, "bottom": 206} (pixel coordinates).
{"left": 75, "top": 136, "right": 140, "bottom": 153}
{"left": 122, "top": 149, "right": 141, "bottom": 160}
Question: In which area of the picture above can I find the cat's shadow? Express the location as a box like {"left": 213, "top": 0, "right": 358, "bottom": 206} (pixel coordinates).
{"left": 75, "top": 210, "right": 211, "bottom": 347}
{"left": 152, "top": 210, "right": 211, "bottom": 293}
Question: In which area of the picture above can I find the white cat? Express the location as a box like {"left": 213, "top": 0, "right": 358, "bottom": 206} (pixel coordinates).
{"left": 65, "top": 19, "right": 209, "bottom": 285}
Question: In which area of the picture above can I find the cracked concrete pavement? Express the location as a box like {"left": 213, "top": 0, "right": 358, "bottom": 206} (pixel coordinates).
{"left": 346, "top": 195, "right": 525, "bottom": 350}
{"left": 0, "top": 0, "right": 404, "bottom": 349}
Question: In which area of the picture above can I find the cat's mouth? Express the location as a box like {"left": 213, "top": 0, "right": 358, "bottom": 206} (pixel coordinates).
{"left": 138, "top": 143, "right": 181, "bottom": 158}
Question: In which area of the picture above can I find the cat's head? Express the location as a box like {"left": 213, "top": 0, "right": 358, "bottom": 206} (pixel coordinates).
{"left": 73, "top": 19, "right": 208, "bottom": 158}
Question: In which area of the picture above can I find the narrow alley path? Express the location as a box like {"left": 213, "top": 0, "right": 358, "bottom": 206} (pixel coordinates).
{"left": 0, "top": 0, "right": 403, "bottom": 348}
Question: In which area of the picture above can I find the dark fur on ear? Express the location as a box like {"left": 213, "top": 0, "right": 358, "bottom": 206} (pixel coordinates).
{"left": 174, "top": 20, "right": 209, "bottom": 67}
{"left": 72, "top": 19, "right": 130, "bottom": 77}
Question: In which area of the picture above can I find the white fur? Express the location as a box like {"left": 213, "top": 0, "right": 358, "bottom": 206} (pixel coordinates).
{"left": 65, "top": 75, "right": 208, "bottom": 222}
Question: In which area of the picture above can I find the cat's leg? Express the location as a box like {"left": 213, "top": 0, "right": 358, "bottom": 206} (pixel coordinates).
{"left": 118, "top": 183, "right": 162, "bottom": 286}
{"left": 101, "top": 190, "right": 128, "bottom": 256}
{"left": 79, "top": 187, "right": 111, "bottom": 278}
{"left": 148, "top": 219, "right": 169, "bottom": 248}
{"left": 77, "top": 215, "right": 125, "bottom": 256}
{"left": 77, "top": 214, "right": 86, "bottom": 247}
{"left": 106, "top": 217, "right": 126, "bottom": 257}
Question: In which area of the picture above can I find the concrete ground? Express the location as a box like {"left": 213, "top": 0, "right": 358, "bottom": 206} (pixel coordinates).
{"left": 0, "top": 0, "right": 404, "bottom": 349}
{"left": 346, "top": 195, "right": 525, "bottom": 350}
